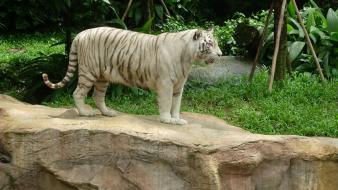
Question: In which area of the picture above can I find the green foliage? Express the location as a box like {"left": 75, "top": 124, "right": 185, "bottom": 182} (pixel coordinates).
{"left": 0, "top": 33, "right": 64, "bottom": 94}
{"left": 44, "top": 70, "right": 338, "bottom": 138}
{"left": 157, "top": 11, "right": 266, "bottom": 55}
{"left": 0, "top": 0, "right": 112, "bottom": 32}
{"left": 259, "top": 2, "right": 338, "bottom": 79}
{"left": 288, "top": 4, "right": 338, "bottom": 78}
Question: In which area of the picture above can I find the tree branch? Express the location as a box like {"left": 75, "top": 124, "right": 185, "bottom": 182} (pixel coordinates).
{"left": 268, "top": 0, "right": 287, "bottom": 92}
{"left": 249, "top": 3, "right": 273, "bottom": 81}
{"left": 159, "top": 0, "right": 170, "bottom": 17}
{"left": 122, "top": 0, "right": 133, "bottom": 21}
{"left": 291, "top": 0, "right": 326, "bottom": 82}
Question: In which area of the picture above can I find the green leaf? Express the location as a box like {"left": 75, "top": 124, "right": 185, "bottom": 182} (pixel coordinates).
{"left": 320, "top": 51, "right": 331, "bottom": 78}
{"left": 310, "top": 26, "right": 327, "bottom": 40}
{"left": 134, "top": 8, "right": 142, "bottom": 25}
{"left": 309, "top": 33, "right": 317, "bottom": 44}
{"left": 289, "top": 17, "right": 304, "bottom": 38}
{"left": 154, "top": 5, "right": 164, "bottom": 20}
{"left": 288, "top": 41, "right": 305, "bottom": 64}
{"left": 287, "top": 24, "right": 294, "bottom": 32}
{"left": 288, "top": 0, "right": 296, "bottom": 18}
{"left": 307, "top": 12, "right": 316, "bottom": 31}
{"left": 327, "top": 8, "right": 338, "bottom": 33}
{"left": 65, "top": 0, "right": 71, "bottom": 7}
{"left": 309, "top": 0, "right": 320, "bottom": 9}
{"left": 112, "top": 19, "right": 127, "bottom": 30}
{"left": 330, "top": 32, "right": 338, "bottom": 42}
{"left": 135, "top": 17, "right": 154, "bottom": 33}
{"left": 101, "top": 0, "right": 111, "bottom": 5}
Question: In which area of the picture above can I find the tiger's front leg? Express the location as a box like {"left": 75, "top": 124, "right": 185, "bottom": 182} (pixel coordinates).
{"left": 171, "top": 87, "right": 188, "bottom": 125}
{"left": 157, "top": 80, "right": 187, "bottom": 125}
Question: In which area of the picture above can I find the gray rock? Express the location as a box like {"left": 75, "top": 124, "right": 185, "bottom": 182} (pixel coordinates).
{"left": 189, "top": 56, "right": 254, "bottom": 82}
{"left": 0, "top": 94, "right": 337, "bottom": 190}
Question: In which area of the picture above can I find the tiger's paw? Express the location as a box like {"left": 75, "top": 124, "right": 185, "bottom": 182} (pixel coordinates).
{"left": 174, "top": 118, "right": 188, "bottom": 125}
{"left": 101, "top": 109, "right": 118, "bottom": 117}
{"left": 160, "top": 117, "right": 188, "bottom": 125}
{"left": 78, "top": 109, "right": 96, "bottom": 117}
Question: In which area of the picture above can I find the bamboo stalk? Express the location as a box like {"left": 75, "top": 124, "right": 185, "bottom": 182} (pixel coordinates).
{"left": 291, "top": 0, "right": 326, "bottom": 82}
{"left": 147, "top": 0, "right": 151, "bottom": 20}
{"left": 160, "top": 0, "right": 170, "bottom": 17}
{"left": 268, "top": 0, "right": 287, "bottom": 93}
{"left": 122, "top": 0, "right": 133, "bottom": 21}
{"left": 249, "top": 3, "right": 274, "bottom": 81}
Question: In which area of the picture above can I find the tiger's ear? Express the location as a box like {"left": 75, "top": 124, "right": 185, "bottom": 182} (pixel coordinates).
{"left": 207, "top": 28, "right": 214, "bottom": 33}
{"left": 193, "top": 30, "right": 203, "bottom": 40}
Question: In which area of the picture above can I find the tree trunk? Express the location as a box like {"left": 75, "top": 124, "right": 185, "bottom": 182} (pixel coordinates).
{"left": 273, "top": 0, "right": 287, "bottom": 81}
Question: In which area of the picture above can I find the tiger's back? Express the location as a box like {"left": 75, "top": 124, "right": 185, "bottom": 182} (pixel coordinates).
{"left": 75, "top": 27, "right": 191, "bottom": 90}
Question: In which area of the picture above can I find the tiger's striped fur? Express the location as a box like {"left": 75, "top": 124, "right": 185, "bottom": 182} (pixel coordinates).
{"left": 42, "top": 27, "right": 222, "bottom": 125}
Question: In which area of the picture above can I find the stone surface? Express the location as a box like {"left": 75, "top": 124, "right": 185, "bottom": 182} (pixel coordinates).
{"left": 189, "top": 56, "right": 255, "bottom": 82}
{"left": 0, "top": 94, "right": 337, "bottom": 190}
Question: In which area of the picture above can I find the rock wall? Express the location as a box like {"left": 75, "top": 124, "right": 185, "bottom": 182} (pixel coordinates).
{"left": 0, "top": 95, "right": 337, "bottom": 190}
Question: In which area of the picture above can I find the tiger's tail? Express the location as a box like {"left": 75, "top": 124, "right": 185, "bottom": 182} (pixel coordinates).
{"left": 42, "top": 40, "right": 78, "bottom": 89}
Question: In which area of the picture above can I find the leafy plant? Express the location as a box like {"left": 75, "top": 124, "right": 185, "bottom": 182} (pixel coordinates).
{"left": 259, "top": 1, "right": 338, "bottom": 78}
{"left": 288, "top": 3, "right": 338, "bottom": 78}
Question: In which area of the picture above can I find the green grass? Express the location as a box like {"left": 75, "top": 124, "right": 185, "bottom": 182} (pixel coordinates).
{"left": 0, "top": 33, "right": 65, "bottom": 94}
{"left": 0, "top": 33, "right": 64, "bottom": 65}
{"left": 44, "top": 71, "right": 338, "bottom": 138}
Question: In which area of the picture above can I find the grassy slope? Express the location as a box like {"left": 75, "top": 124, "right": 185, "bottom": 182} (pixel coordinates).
{"left": 0, "top": 33, "right": 64, "bottom": 65}
{"left": 1, "top": 33, "right": 337, "bottom": 137}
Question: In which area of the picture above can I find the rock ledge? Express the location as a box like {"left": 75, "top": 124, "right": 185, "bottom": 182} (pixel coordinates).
{"left": 0, "top": 95, "right": 337, "bottom": 190}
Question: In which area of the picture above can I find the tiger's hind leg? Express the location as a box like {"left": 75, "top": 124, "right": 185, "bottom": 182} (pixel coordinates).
{"left": 93, "top": 81, "right": 117, "bottom": 117}
{"left": 73, "top": 79, "right": 96, "bottom": 116}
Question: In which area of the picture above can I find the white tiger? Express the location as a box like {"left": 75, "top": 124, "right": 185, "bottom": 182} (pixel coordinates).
{"left": 42, "top": 27, "right": 222, "bottom": 125}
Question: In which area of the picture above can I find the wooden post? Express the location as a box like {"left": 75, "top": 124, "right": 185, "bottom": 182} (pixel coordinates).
{"left": 291, "top": 0, "right": 326, "bottom": 82}
{"left": 249, "top": 3, "right": 274, "bottom": 81}
{"left": 268, "top": 0, "right": 287, "bottom": 93}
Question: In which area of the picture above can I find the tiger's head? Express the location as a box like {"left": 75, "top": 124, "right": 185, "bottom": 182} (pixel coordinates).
{"left": 193, "top": 28, "right": 222, "bottom": 64}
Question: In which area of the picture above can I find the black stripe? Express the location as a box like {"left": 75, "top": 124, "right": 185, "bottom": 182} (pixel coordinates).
{"left": 123, "top": 33, "right": 138, "bottom": 56}
{"left": 97, "top": 29, "right": 106, "bottom": 77}
{"left": 79, "top": 74, "right": 95, "bottom": 83}
{"left": 162, "top": 33, "right": 170, "bottom": 42}
{"left": 126, "top": 37, "right": 142, "bottom": 83}
{"left": 104, "top": 28, "right": 115, "bottom": 47}
{"left": 79, "top": 82, "right": 92, "bottom": 89}
{"left": 118, "top": 65, "right": 128, "bottom": 83}
{"left": 136, "top": 37, "right": 144, "bottom": 79}
{"left": 154, "top": 36, "right": 160, "bottom": 75}
{"left": 61, "top": 78, "right": 69, "bottom": 83}
{"left": 180, "top": 31, "right": 190, "bottom": 39}
{"left": 94, "top": 86, "right": 106, "bottom": 93}
{"left": 173, "top": 91, "right": 181, "bottom": 97}
{"left": 66, "top": 72, "right": 73, "bottom": 78}
{"left": 108, "top": 31, "right": 127, "bottom": 74}
{"left": 107, "top": 30, "right": 124, "bottom": 49}
{"left": 67, "top": 67, "right": 76, "bottom": 72}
